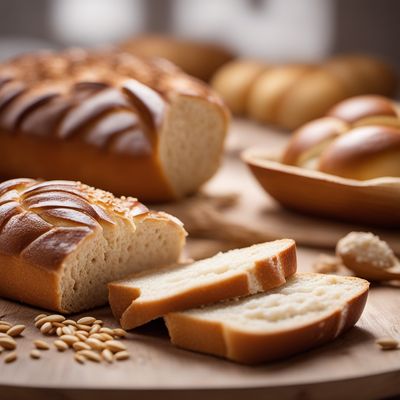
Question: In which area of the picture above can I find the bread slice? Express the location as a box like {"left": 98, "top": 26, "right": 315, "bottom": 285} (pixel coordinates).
{"left": 108, "top": 239, "right": 296, "bottom": 329}
{"left": 0, "top": 178, "right": 186, "bottom": 313}
{"left": 165, "top": 273, "right": 369, "bottom": 364}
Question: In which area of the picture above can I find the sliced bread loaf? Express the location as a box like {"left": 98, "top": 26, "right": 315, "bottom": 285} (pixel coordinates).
{"left": 0, "top": 178, "right": 186, "bottom": 313}
{"left": 165, "top": 273, "right": 369, "bottom": 364}
{"left": 109, "top": 239, "right": 296, "bottom": 329}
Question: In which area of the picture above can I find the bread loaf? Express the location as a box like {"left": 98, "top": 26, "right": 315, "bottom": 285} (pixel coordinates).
{"left": 165, "top": 273, "right": 369, "bottom": 364}
{"left": 282, "top": 95, "right": 400, "bottom": 180}
{"left": 212, "top": 55, "right": 397, "bottom": 130}
{"left": 109, "top": 239, "right": 296, "bottom": 329}
{"left": 0, "top": 178, "right": 186, "bottom": 313}
{"left": 0, "top": 49, "right": 229, "bottom": 202}
{"left": 119, "top": 35, "right": 235, "bottom": 82}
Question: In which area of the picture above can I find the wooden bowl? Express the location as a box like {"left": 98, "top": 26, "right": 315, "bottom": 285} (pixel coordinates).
{"left": 242, "top": 148, "right": 400, "bottom": 228}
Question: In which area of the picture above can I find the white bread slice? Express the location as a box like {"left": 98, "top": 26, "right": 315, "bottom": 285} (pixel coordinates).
{"left": 109, "top": 239, "right": 297, "bottom": 329}
{"left": 165, "top": 273, "right": 369, "bottom": 364}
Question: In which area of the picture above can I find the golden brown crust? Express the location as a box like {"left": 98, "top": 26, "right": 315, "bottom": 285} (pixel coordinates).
{"left": 0, "top": 178, "right": 152, "bottom": 270}
{"left": 108, "top": 240, "right": 297, "bottom": 330}
{"left": 0, "top": 49, "right": 228, "bottom": 201}
{"left": 165, "top": 274, "right": 369, "bottom": 364}
{"left": 0, "top": 178, "right": 186, "bottom": 311}
{"left": 282, "top": 95, "right": 400, "bottom": 179}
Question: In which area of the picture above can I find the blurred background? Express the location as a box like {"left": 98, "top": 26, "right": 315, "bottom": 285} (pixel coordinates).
{"left": 0, "top": 0, "right": 399, "bottom": 74}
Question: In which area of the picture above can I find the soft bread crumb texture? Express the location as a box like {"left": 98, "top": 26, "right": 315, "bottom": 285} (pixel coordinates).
{"left": 336, "top": 232, "right": 397, "bottom": 270}
{"left": 178, "top": 274, "right": 367, "bottom": 333}
{"left": 61, "top": 217, "right": 184, "bottom": 312}
{"left": 113, "top": 240, "right": 293, "bottom": 301}
{"left": 0, "top": 178, "right": 186, "bottom": 313}
{"left": 159, "top": 96, "right": 227, "bottom": 197}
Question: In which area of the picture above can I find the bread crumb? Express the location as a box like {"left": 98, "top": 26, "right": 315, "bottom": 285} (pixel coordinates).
{"left": 336, "top": 232, "right": 397, "bottom": 270}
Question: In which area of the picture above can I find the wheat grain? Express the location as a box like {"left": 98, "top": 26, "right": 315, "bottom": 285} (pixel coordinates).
{"left": 30, "top": 349, "right": 41, "bottom": 359}
{"left": 7, "top": 325, "right": 25, "bottom": 337}
{"left": 0, "top": 337, "right": 17, "bottom": 350}
{"left": 77, "top": 317, "right": 96, "bottom": 325}
{"left": 114, "top": 351, "right": 130, "bottom": 361}
{"left": 4, "top": 351, "right": 17, "bottom": 363}
{"left": 54, "top": 340, "right": 69, "bottom": 351}
{"left": 33, "top": 340, "right": 50, "bottom": 350}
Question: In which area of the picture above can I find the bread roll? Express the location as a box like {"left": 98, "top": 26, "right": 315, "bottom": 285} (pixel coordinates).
{"left": 211, "top": 60, "right": 267, "bottom": 114}
{"left": 0, "top": 49, "right": 229, "bottom": 202}
{"left": 212, "top": 55, "right": 397, "bottom": 130}
{"left": 109, "top": 239, "right": 296, "bottom": 329}
{"left": 165, "top": 273, "right": 369, "bottom": 364}
{"left": 119, "top": 35, "right": 235, "bottom": 81}
{"left": 0, "top": 178, "right": 186, "bottom": 313}
{"left": 282, "top": 95, "right": 400, "bottom": 180}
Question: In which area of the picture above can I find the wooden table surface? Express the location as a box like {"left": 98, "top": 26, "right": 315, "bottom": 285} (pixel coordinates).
{"left": 0, "top": 119, "right": 399, "bottom": 400}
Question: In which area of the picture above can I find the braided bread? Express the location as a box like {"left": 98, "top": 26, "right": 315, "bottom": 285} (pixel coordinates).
{"left": 0, "top": 178, "right": 186, "bottom": 313}
{"left": 212, "top": 55, "right": 396, "bottom": 130}
{"left": 0, "top": 49, "right": 229, "bottom": 202}
{"left": 282, "top": 95, "right": 400, "bottom": 180}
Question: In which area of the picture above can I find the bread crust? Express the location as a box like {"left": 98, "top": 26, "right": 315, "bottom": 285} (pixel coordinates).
{"left": 0, "top": 49, "right": 228, "bottom": 201}
{"left": 0, "top": 178, "right": 186, "bottom": 312}
{"left": 108, "top": 240, "right": 297, "bottom": 330}
{"left": 165, "top": 273, "right": 369, "bottom": 364}
{"left": 282, "top": 95, "right": 400, "bottom": 179}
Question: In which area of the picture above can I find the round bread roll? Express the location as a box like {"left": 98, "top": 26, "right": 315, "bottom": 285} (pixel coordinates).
{"left": 119, "top": 35, "right": 235, "bottom": 82}
{"left": 282, "top": 95, "right": 400, "bottom": 180}
{"left": 212, "top": 54, "right": 397, "bottom": 130}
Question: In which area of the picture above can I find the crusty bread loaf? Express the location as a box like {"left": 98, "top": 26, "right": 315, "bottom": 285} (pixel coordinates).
{"left": 212, "top": 55, "right": 397, "bottom": 130}
{"left": 119, "top": 35, "right": 235, "bottom": 82}
{"left": 109, "top": 239, "right": 296, "bottom": 329}
{"left": 165, "top": 273, "right": 369, "bottom": 364}
{"left": 282, "top": 95, "right": 400, "bottom": 180}
{"left": 0, "top": 178, "right": 186, "bottom": 313}
{"left": 0, "top": 49, "right": 229, "bottom": 202}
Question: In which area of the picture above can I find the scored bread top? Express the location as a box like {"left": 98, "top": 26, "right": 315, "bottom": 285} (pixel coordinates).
{"left": 0, "top": 49, "right": 225, "bottom": 158}
{"left": 0, "top": 178, "right": 182, "bottom": 270}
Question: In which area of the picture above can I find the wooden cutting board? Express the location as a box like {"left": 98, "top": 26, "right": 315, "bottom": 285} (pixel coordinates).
{"left": 0, "top": 247, "right": 399, "bottom": 400}
{"left": 1, "top": 119, "right": 400, "bottom": 399}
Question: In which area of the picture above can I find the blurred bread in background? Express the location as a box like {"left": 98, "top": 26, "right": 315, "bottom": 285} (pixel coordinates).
{"left": 212, "top": 54, "right": 397, "bottom": 130}
{"left": 282, "top": 95, "right": 400, "bottom": 180}
{"left": 119, "top": 35, "right": 236, "bottom": 81}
